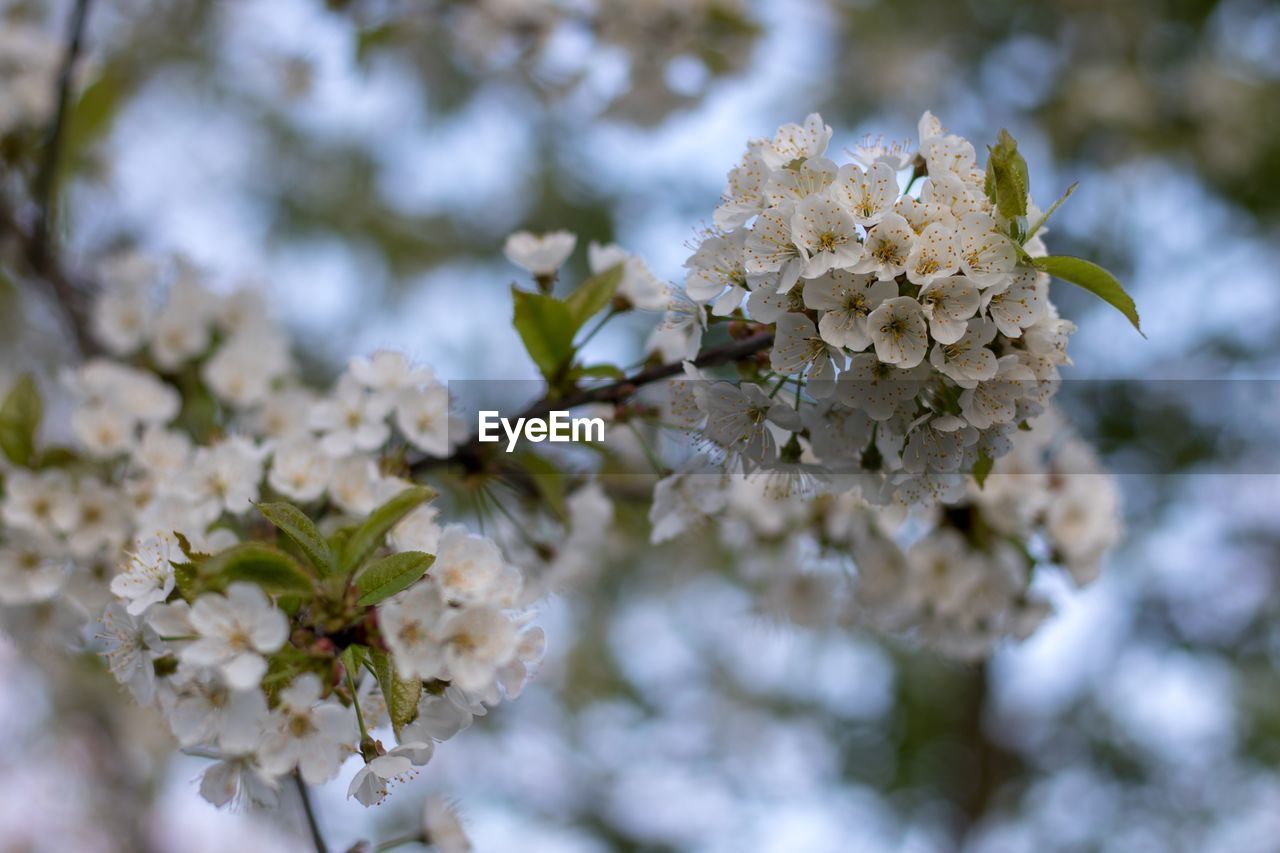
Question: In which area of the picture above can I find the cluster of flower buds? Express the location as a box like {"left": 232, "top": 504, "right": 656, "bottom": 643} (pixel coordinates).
{"left": 0, "top": 261, "right": 542, "bottom": 812}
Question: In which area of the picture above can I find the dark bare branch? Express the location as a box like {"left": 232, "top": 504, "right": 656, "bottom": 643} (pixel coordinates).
{"left": 32, "top": 0, "right": 94, "bottom": 262}
{"left": 410, "top": 330, "right": 774, "bottom": 477}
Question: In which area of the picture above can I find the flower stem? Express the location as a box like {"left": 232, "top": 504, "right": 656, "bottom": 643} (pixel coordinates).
{"left": 409, "top": 331, "right": 774, "bottom": 477}
{"left": 33, "top": 0, "right": 93, "bottom": 261}
{"left": 347, "top": 667, "right": 370, "bottom": 741}
{"left": 575, "top": 307, "right": 618, "bottom": 351}
{"left": 292, "top": 771, "right": 327, "bottom": 853}
{"left": 766, "top": 373, "right": 789, "bottom": 398}
{"left": 625, "top": 420, "right": 667, "bottom": 475}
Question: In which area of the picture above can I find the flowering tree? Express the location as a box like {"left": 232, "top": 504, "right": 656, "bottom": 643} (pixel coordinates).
{"left": 0, "top": 3, "right": 1143, "bottom": 851}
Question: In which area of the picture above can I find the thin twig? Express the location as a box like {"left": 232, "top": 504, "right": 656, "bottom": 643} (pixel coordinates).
{"left": 0, "top": 196, "right": 98, "bottom": 356}
{"left": 0, "top": 0, "right": 99, "bottom": 356}
{"left": 32, "top": 0, "right": 94, "bottom": 262}
{"left": 292, "top": 771, "right": 328, "bottom": 853}
{"left": 410, "top": 330, "right": 774, "bottom": 477}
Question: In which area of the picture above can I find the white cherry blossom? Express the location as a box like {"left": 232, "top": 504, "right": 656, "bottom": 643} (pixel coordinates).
{"left": 929, "top": 317, "right": 999, "bottom": 388}
{"left": 380, "top": 581, "right": 449, "bottom": 681}
{"left": 503, "top": 230, "right": 577, "bottom": 276}
{"left": 109, "top": 535, "right": 177, "bottom": 616}
{"left": 742, "top": 205, "right": 804, "bottom": 294}
{"left": 802, "top": 271, "right": 897, "bottom": 351}
{"left": 349, "top": 350, "right": 434, "bottom": 394}
{"left": 918, "top": 275, "right": 980, "bottom": 344}
{"left": 268, "top": 439, "right": 334, "bottom": 502}
{"left": 790, "top": 194, "right": 863, "bottom": 279}
{"left": 831, "top": 161, "right": 898, "bottom": 227}
{"left": 867, "top": 296, "right": 929, "bottom": 367}
{"left": 956, "top": 212, "right": 1018, "bottom": 288}
{"left": 770, "top": 313, "right": 842, "bottom": 397}
{"left": 395, "top": 384, "right": 453, "bottom": 457}
{"left": 714, "top": 139, "right": 770, "bottom": 230}
{"left": 440, "top": 606, "right": 519, "bottom": 692}
{"left": 904, "top": 223, "right": 959, "bottom": 286}
{"left": 181, "top": 583, "right": 289, "bottom": 691}
{"left": 588, "top": 242, "right": 668, "bottom": 310}
{"left": 984, "top": 268, "right": 1048, "bottom": 337}
{"left": 760, "top": 112, "right": 832, "bottom": 168}
{"left": 257, "top": 674, "right": 355, "bottom": 784}
{"left": 853, "top": 212, "right": 916, "bottom": 281}
{"left": 310, "top": 375, "right": 394, "bottom": 457}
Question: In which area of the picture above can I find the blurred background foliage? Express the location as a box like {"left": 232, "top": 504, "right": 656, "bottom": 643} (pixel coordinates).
{"left": 1, "top": 0, "right": 1279, "bottom": 850}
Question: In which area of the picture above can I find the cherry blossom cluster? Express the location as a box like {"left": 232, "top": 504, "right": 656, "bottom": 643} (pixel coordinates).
{"left": 667, "top": 112, "right": 1076, "bottom": 507}
{"left": 0, "top": 258, "right": 542, "bottom": 817}
{"left": 648, "top": 411, "right": 1121, "bottom": 658}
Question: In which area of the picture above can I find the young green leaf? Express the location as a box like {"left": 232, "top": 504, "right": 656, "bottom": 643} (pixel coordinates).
{"left": 63, "top": 66, "right": 130, "bottom": 175}
{"left": 369, "top": 648, "right": 422, "bottom": 735}
{"left": 511, "top": 287, "right": 577, "bottom": 380}
{"left": 1033, "top": 255, "right": 1144, "bottom": 336}
{"left": 172, "top": 560, "right": 199, "bottom": 601}
{"left": 255, "top": 501, "right": 335, "bottom": 576}
{"left": 569, "top": 363, "right": 627, "bottom": 381}
{"left": 340, "top": 644, "right": 370, "bottom": 681}
{"left": 984, "top": 129, "right": 1029, "bottom": 221}
{"left": 36, "top": 446, "right": 78, "bottom": 468}
{"left": 0, "top": 374, "right": 42, "bottom": 467}
{"left": 199, "top": 543, "right": 315, "bottom": 597}
{"left": 354, "top": 551, "right": 434, "bottom": 606}
{"left": 340, "top": 485, "right": 437, "bottom": 574}
{"left": 564, "top": 262, "right": 623, "bottom": 328}
{"left": 973, "top": 451, "right": 994, "bottom": 488}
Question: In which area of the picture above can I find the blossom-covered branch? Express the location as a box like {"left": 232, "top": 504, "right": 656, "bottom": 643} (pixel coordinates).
{"left": 0, "top": 108, "right": 1132, "bottom": 852}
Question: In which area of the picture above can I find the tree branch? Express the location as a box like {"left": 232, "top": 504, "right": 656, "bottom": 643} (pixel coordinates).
{"left": 0, "top": 196, "right": 99, "bottom": 356}
{"left": 292, "top": 771, "right": 328, "bottom": 853}
{"left": 0, "top": 0, "right": 99, "bottom": 357}
{"left": 410, "top": 330, "right": 774, "bottom": 477}
{"left": 32, "top": 0, "right": 94, "bottom": 263}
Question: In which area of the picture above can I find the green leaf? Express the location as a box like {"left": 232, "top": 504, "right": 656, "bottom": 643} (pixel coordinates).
{"left": 1033, "top": 255, "right": 1144, "bottom": 336}
{"left": 355, "top": 23, "right": 398, "bottom": 64}
{"left": 340, "top": 644, "right": 369, "bottom": 681}
{"left": 973, "top": 451, "right": 994, "bottom": 488}
{"left": 354, "top": 551, "right": 434, "bottom": 606}
{"left": 984, "top": 129, "right": 1029, "bottom": 221}
{"left": 565, "top": 262, "right": 623, "bottom": 328}
{"left": 369, "top": 649, "right": 421, "bottom": 736}
{"left": 62, "top": 66, "right": 129, "bottom": 173}
{"left": 255, "top": 501, "right": 334, "bottom": 576}
{"left": 172, "top": 561, "right": 198, "bottom": 601}
{"left": 340, "top": 485, "right": 437, "bottom": 574}
{"left": 0, "top": 374, "right": 41, "bottom": 467}
{"left": 512, "top": 287, "right": 577, "bottom": 380}
{"left": 36, "top": 446, "right": 78, "bottom": 468}
{"left": 1024, "top": 182, "right": 1077, "bottom": 243}
{"left": 200, "top": 543, "right": 315, "bottom": 597}
{"left": 569, "top": 363, "right": 626, "bottom": 381}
